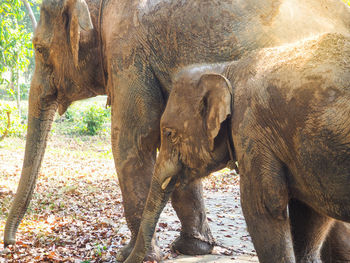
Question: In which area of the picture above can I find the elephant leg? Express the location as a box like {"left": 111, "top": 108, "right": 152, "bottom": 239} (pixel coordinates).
{"left": 322, "top": 222, "right": 350, "bottom": 263}
{"left": 289, "top": 199, "right": 334, "bottom": 263}
{"left": 110, "top": 69, "right": 164, "bottom": 261}
{"left": 171, "top": 178, "right": 215, "bottom": 255}
{"left": 110, "top": 67, "right": 214, "bottom": 260}
{"left": 239, "top": 153, "right": 295, "bottom": 263}
{"left": 112, "top": 116, "right": 162, "bottom": 262}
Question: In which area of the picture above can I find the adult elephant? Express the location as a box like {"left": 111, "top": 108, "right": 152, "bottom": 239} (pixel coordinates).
{"left": 4, "top": 0, "right": 350, "bottom": 261}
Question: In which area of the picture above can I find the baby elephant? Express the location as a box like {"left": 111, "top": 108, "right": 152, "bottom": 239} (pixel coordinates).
{"left": 124, "top": 32, "right": 350, "bottom": 263}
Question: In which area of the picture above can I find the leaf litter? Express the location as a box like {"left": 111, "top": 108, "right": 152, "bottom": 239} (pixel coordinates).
{"left": 0, "top": 136, "right": 256, "bottom": 262}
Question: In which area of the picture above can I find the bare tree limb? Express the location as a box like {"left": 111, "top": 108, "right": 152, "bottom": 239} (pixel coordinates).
{"left": 21, "top": 0, "right": 37, "bottom": 30}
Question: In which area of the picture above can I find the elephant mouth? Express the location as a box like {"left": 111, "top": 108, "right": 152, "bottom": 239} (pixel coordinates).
{"left": 162, "top": 175, "right": 179, "bottom": 193}
{"left": 161, "top": 176, "right": 173, "bottom": 190}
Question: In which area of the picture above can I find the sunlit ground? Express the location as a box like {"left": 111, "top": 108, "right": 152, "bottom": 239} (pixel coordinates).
{"left": 0, "top": 136, "right": 240, "bottom": 262}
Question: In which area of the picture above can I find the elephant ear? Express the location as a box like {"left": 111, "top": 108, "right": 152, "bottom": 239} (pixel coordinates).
{"left": 66, "top": 0, "right": 93, "bottom": 68}
{"left": 198, "top": 73, "right": 232, "bottom": 151}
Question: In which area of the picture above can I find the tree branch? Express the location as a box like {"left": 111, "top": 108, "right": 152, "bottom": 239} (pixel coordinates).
{"left": 21, "top": 0, "right": 37, "bottom": 30}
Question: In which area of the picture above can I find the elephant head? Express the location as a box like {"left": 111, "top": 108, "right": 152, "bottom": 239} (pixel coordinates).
{"left": 125, "top": 66, "right": 234, "bottom": 262}
{"left": 4, "top": 0, "right": 105, "bottom": 246}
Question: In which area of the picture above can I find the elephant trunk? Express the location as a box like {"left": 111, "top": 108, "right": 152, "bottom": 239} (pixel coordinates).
{"left": 125, "top": 159, "right": 180, "bottom": 262}
{"left": 4, "top": 84, "right": 57, "bottom": 246}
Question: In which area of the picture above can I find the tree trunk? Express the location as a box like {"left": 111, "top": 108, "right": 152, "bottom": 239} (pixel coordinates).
{"left": 21, "top": 0, "right": 37, "bottom": 30}
{"left": 16, "top": 68, "right": 21, "bottom": 119}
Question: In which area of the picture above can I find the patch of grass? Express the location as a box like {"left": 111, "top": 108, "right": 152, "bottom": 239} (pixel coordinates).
{"left": 53, "top": 96, "right": 111, "bottom": 137}
{"left": 0, "top": 102, "right": 27, "bottom": 138}
{"left": 0, "top": 96, "right": 111, "bottom": 140}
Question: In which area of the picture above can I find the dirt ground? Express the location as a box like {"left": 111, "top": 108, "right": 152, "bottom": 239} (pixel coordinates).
{"left": 0, "top": 137, "right": 258, "bottom": 262}
{"left": 157, "top": 171, "right": 258, "bottom": 263}
{"left": 165, "top": 255, "right": 258, "bottom": 263}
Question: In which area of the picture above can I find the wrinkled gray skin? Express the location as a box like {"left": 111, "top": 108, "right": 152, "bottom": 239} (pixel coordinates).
{"left": 4, "top": 0, "right": 350, "bottom": 261}
{"left": 126, "top": 33, "right": 350, "bottom": 263}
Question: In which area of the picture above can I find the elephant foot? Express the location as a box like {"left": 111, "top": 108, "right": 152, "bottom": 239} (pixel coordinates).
{"left": 116, "top": 240, "right": 163, "bottom": 262}
{"left": 171, "top": 234, "right": 214, "bottom": 255}
{"left": 116, "top": 241, "right": 134, "bottom": 262}
{"left": 143, "top": 245, "right": 163, "bottom": 262}
{"left": 3, "top": 238, "right": 15, "bottom": 248}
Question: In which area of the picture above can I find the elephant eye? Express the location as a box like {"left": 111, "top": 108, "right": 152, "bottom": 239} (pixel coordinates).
{"left": 164, "top": 128, "right": 173, "bottom": 137}
{"left": 36, "top": 46, "right": 44, "bottom": 54}
{"left": 35, "top": 45, "right": 48, "bottom": 57}
{"left": 164, "top": 128, "right": 179, "bottom": 144}
{"left": 34, "top": 45, "right": 50, "bottom": 62}
{"left": 165, "top": 130, "right": 172, "bottom": 138}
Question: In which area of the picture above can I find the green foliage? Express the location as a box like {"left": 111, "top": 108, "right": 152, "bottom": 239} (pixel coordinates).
{"left": 0, "top": 0, "right": 39, "bottom": 106}
{"left": 64, "top": 108, "right": 75, "bottom": 122}
{"left": 82, "top": 105, "right": 110, "bottom": 135}
{"left": 0, "top": 0, "right": 33, "bottom": 77}
{"left": 343, "top": 0, "right": 350, "bottom": 6}
{"left": 0, "top": 102, "right": 27, "bottom": 137}
{"left": 19, "top": 83, "right": 30, "bottom": 99}
{"left": 56, "top": 102, "right": 111, "bottom": 136}
{"left": 0, "top": 83, "right": 30, "bottom": 100}
{"left": 0, "top": 98, "right": 110, "bottom": 138}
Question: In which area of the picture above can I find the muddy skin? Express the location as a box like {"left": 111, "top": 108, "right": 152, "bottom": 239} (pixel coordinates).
{"left": 4, "top": 0, "right": 350, "bottom": 261}
{"left": 290, "top": 199, "right": 350, "bottom": 263}
{"left": 126, "top": 33, "right": 350, "bottom": 263}
{"left": 322, "top": 222, "right": 350, "bottom": 263}
{"left": 170, "top": 180, "right": 215, "bottom": 255}
{"left": 228, "top": 33, "right": 350, "bottom": 263}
